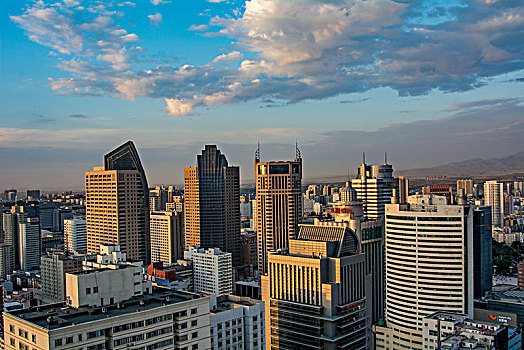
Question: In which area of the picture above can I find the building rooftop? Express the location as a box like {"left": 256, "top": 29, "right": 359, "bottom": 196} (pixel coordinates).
{"left": 6, "top": 287, "right": 205, "bottom": 330}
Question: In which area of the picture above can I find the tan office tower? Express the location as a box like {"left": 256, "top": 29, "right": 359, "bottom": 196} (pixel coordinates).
{"left": 184, "top": 145, "right": 241, "bottom": 266}
{"left": 261, "top": 224, "right": 371, "bottom": 349}
{"left": 255, "top": 145, "right": 302, "bottom": 274}
{"left": 85, "top": 141, "right": 150, "bottom": 263}
{"left": 457, "top": 179, "right": 474, "bottom": 197}
{"left": 150, "top": 210, "right": 184, "bottom": 264}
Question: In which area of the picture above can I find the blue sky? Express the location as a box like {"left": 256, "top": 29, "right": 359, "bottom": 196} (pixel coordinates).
{"left": 1, "top": 0, "right": 523, "bottom": 190}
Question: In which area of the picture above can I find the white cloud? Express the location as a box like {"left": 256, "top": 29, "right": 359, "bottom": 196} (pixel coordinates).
{"left": 189, "top": 24, "right": 209, "bottom": 31}
{"left": 165, "top": 98, "right": 197, "bottom": 116}
{"left": 211, "top": 51, "right": 243, "bottom": 63}
{"left": 151, "top": 0, "right": 171, "bottom": 5}
{"left": 148, "top": 13, "right": 163, "bottom": 26}
{"left": 10, "top": 0, "right": 524, "bottom": 117}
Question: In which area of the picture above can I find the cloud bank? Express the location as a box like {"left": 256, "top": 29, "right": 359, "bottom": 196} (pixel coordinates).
{"left": 10, "top": 0, "right": 524, "bottom": 116}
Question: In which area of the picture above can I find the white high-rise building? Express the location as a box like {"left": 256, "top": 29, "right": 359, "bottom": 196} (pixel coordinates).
{"left": 374, "top": 194, "right": 474, "bottom": 349}
{"left": 18, "top": 217, "right": 41, "bottom": 270}
{"left": 64, "top": 218, "right": 87, "bottom": 252}
{"left": 484, "top": 181, "right": 504, "bottom": 227}
{"left": 184, "top": 246, "right": 232, "bottom": 296}
{"left": 150, "top": 210, "right": 184, "bottom": 264}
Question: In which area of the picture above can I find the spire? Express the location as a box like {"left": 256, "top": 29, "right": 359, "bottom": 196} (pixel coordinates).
{"left": 362, "top": 152, "right": 366, "bottom": 164}
{"left": 385, "top": 152, "right": 388, "bottom": 164}
{"left": 295, "top": 139, "right": 301, "bottom": 159}
{"left": 255, "top": 141, "right": 260, "bottom": 160}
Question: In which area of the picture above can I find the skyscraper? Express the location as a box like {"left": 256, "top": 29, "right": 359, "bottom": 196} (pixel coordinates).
{"left": 150, "top": 210, "right": 184, "bottom": 264}
{"left": 85, "top": 141, "right": 150, "bottom": 262}
{"left": 331, "top": 199, "right": 385, "bottom": 324}
{"left": 18, "top": 217, "right": 41, "bottom": 270}
{"left": 351, "top": 161, "right": 394, "bottom": 219}
{"left": 484, "top": 180, "right": 504, "bottom": 227}
{"left": 473, "top": 206, "right": 493, "bottom": 299}
{"left": 184, "top": 145, "right": 241, "bottom": 266}
{"left": 261, "top": 223, "right": 371, "bottom": 349}
{"left": 64, "top": 218, "right": 87, "bottom": 252}
{"left": 255, "top": 145, "right": 302, "bottom": 274}
{"left": 374, "top": 194, "right": 474, "bottom": 349}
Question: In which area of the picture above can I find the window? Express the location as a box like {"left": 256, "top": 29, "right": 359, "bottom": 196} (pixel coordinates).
{"left": 31, "top": 335, "right": 36, "bottom": 343}
{"left": 191, "top": 308, "right": 198, "bottom": 315}
{"left": 78, "top": 334, "right": 82, "bottom": 341}
{"left": 192, "top": 332, "right": 198, "bottom": 339}
{"left": 10, "top": 338, "right": 15, "bottom": 346}
{"left": 86, "top": 288, "right": 91, "bottom": 295}
{"left": 55, "top": 339, "right": 63, "bottom": 347}
{"left": 93, "top": 287, "right": 98, "bottom": 293}
{"left": 191, "top": 320, "right": 198, "bottom": 327}
{"left": 192, "top": 345, "right": 199, "bottom": 350}
{"left": 66, "top": 337, "right": 74, "bottom": 344}
{"left": 9, "top": 325, "right": 14, "bottom": 333}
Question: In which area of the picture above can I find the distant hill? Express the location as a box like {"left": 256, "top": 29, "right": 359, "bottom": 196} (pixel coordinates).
{"left": 397, "top": 152, "right": 524, "bottom": 179}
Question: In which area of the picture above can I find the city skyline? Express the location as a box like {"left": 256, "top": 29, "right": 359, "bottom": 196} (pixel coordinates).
{"left": 1, "top": 0, "right": 523, "bottom": 189}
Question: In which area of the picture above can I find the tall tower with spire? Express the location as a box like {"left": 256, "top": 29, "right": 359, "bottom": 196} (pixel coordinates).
{"left": 255, "top": 144, "right": 303, "bottom": 274}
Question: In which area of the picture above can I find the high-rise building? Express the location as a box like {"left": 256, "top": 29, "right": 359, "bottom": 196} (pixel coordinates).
{"left": 473, "top": 206, "right": 492, "bottom": 299}
{"left": 3, "top": 212, "right": 21, "bottom": 270}
{"left": 0, "top": 243, "right": 14, "bottom": 279}
{"left": 64, "top": 218, "right": 87, "bottom": 252}
{"left": 85, "top": 141, "right": 150, "bottom": 263}
{"left": 149, "top": 186, "right": 168, "bottom": 211}
{"left": 504, "top": 193, "right": 514, "bottom": 215}
{"left": 374, "top": 194, "right": 474, "bottom": 349}
{"left": 261, "top": 223, "right": 371, "bottom": 349}
{"left": 184, "top": 145, "right": 241, "bottom": 266}
{"left": 150, "top": 210, "right": 184, "bottom": 264}
{"left": 398, "top": 175, "right": 409, "bottom": 204}
{"left": 18, "top": 217, "right": 41, "bottom": 270}
{"left": 331, "top": 199, "right": 385, "bottom": 324}
{"left": 184, "top": 246, "right": 233, "bottom": 296}
{"left": 26, "top": 189, "right": 40, "bottom": 202}
{"left": 4, "top": 189, "right": 17, "bottom": 202}
{"left": 484, "top": 180, "right": 504, "bottom": 227}
{"left": 457, "top": 179, "right": 474, "bottom": 197}
{"left": 255, "top": 145, "right": 302, "bottom": 274}
{"left": 39, "top": 251, "right": 86, "bottom": 302}
{"left": 351, "top": 162, "right": 394, "bottom": 219}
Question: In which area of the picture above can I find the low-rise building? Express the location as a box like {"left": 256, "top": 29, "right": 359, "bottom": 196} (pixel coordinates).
{"left": 3, "top": 288, "right": 211, "bottom": 350}
{"left": 423, "top": 311, "right": 521, "bottom": 350}
{"left": 209, "top": 294, "right": 265, "bottom": 350}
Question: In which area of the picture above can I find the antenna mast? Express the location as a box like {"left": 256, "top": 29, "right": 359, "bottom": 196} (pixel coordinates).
{"left": 255, "top": 141, "right": 260, "bottom": 160}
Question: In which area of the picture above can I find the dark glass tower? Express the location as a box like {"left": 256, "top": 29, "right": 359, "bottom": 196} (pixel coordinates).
{"left": 184, "top": 145, "right": 241, "bottom": 265}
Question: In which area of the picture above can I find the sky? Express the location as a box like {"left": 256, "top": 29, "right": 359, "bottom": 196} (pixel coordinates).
{"left": 0, "top": 0, "right": 523, "bottom": 190}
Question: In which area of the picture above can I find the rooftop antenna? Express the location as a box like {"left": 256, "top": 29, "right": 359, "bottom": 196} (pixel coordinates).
{"left": 362, "top": 152, "right": 366, "bottom": 164}
{"left": 385, "top": 152, "right": 388, "bottom": 164}
{"left": 295, "top": 139, "right": 301, "bottom": 159}
{"left": 255, "top": 141, "right": 260, "bottom": 160}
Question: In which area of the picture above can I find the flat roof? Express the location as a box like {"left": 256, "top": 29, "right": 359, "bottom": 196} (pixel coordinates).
{"left": 6, "top": 288, "right": 206, "bottom": 330}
